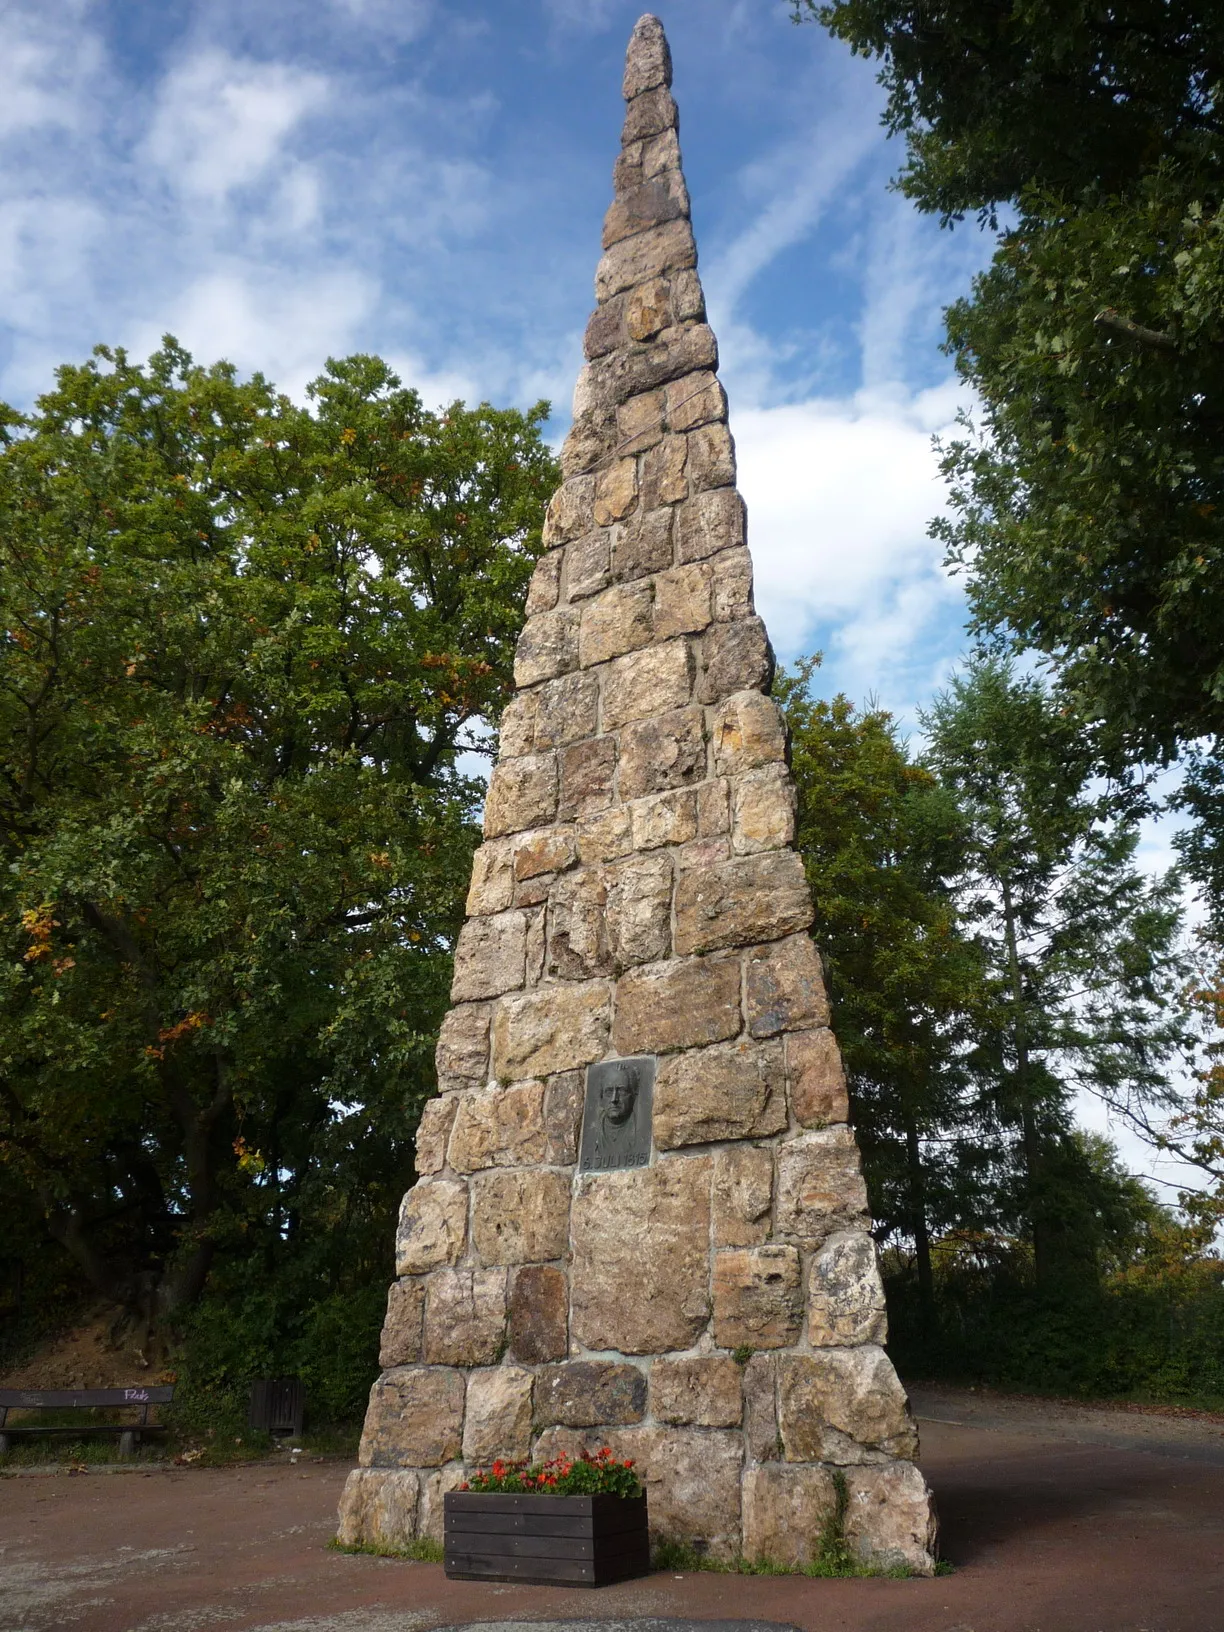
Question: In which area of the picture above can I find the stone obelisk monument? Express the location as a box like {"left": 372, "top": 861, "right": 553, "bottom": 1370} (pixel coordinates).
{"left": 338, "top": 14, "right": 937, "bottom": 1574}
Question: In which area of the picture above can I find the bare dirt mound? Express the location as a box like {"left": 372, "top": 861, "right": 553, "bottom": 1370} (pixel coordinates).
{"left": 0, "top": 1305, "right": 166, "bottom": 1390}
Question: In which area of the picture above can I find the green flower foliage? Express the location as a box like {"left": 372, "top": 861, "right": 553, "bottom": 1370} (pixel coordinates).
{"left": 0, "top": 339, "right": 557, "bottom": 1331}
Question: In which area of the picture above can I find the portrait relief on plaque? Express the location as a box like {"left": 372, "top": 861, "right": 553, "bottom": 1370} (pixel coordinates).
{"left": 578, "top": 1056, "right": 655, "bottom": 1173}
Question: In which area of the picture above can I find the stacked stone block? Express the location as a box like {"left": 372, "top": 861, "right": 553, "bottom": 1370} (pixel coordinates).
{"left": 337, "top": 13, "right": 937, "bottom": 1575}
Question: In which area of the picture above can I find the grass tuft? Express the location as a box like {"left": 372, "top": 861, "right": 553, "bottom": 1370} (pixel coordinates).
{"left": 329, "top": 1536, "right": 444, "bottom": 1563}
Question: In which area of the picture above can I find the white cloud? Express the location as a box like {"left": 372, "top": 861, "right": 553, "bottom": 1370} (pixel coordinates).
{"left": 131, "top": 267, "right": 379, "bottom": 399}
{"left": 326, "top": 0, "right": 434, "bottom": 40}
{"left": 735, "top": 383, "right": 963, "bottom": 683}
{"left": 143, "top": 51, "right": 329, "bottom": 203}
{"left": 0, "top": 0, "right": 103, "bottom": 138}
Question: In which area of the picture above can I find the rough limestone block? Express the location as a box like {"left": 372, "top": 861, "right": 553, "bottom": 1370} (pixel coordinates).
{"left": 544, "top": 1070, "right": 585, "bottom": 1163}
{"left": 675, "top": 834, "right": 731, "bottom": 872}
{"left": 613, "top": 952, "right": 741, "bottom": 1055}
{"left": 515, "top": 608, "right": 580, "bottom": 687}
{"left": 535, "top": 1361, "right": 647, "bottom": 1427}
{"left": 547, "top": 867, "right": 611, "bottom": 980}
{"left": 640, "top": 433, "right": 688, "bottom": 509}
{"left": 654, "top": 1037, "right": 787, "bottom": 1148}
{"left": 777, "top": 1348, "right": 918, "bottom": 1464}
{"left": 595, "top": 218, "right": 696, "bottom": 301}
{"left": 543, "top": 474, "right": 595, "bottom": 545}
{"left": 698, "top": 617, "right": 774, "bottom": 703}
{"left": 666, "top": 369, "right": 726, "bottom": 432}
{"left": 491, "top": 981, "right": 611, "bottom": 1080}
{"left": 533, "top": 670, "right": 600, "bottom": 749}
{"left": 686, "top": 421, "right": 736, "bottom": 491}
{"left": 651, "top": 1357, "right": 742, "bottom": 1427}
{"left": 652, "top": 568, "right": 711, "bottom": 646}
{"left": 379, "top": 1277, "right": 426, "bottom": 1368}
{"left": 712, "top": 1245, "right": 803, "bottom": 1349}
{"left": 483, "top": 753, "right": 557, "bottom": 838}
{"left": 622, "top": 82, "right": 679, "bottom": 142}
{"left": 697, "top": 776, "right": 730, "bottom": 836}
{"left": 745, "top": 932, "right": 829, "bottom": 1036}
{"left": 629, "top": 786, "right": 698, "bottom": 850}
{"left": 786, "top": 1027, "right": 850, "bottom": 1126}
{"left": 497, "top": 693, "right": 539, "bottom": 757}
{"left": 603, "top": 171, "right": 689, "bottom": 249}
{"left": 414, "top": 1095, "right": 458, "bottom": 1176}
{"left": 611, "top": 506, "right": 673, "bottom": 581}
{"left": 775, "top": 1125, "right": 870, "bottom": 1241}
{"left": 643, "top": 126, "right": 683, "bottom": 182}
{"left": 741, "top": 1464, "right": 837, "bottom": 1568}
{"left": 601, "top": 639, "right": 693, "bottom": 729}
{"left": 617, "top": 388, "right": 665, "bottom": 453}
{"left": 673, "top": 851, "right": 813, "bottom": 955}
{"left": 446, "top": 1081, "right": 547, "bottom": 1174}
{"left": 605, "top": 851, "right": 672, "bottom": 966}
{"left": 575, "top": 805, "right": 634, "bottom": 863}
{"left": 471, "top": 1168, "right": 571, "bottom": 1265}
{"left": 710, "top": 545, "right": 754, "bottom": 620}
{"left": 808, "top": 1230, "right": 889, "bottom": 1348}
{"left": 558, "top": 735, "right": 618, "bottom": 820}
{"left": 593, "top": 458, "right": 639, "bottom": 527}
{"left": 599, "top": 323, "right": 718, "bottom": 404}
{"left": 450, "top": 911, "right": 528, "bottom": 1003}
{"left": 711, "top": 690, "right": 787, "bottom": 774}
{"left": 713, "top": 1144, "right": 774, "bottom": 1247}
{"left": 417, "top": 1464, "right": 468, "bottom": 1544}
{"left": 359, "top": 1366, "right": 464, "bottom": 1468}
{"left": 585, "top": 297, "right": 630, "bottom": 360}
{"left": 625, "top": 279, "right": 674, "bottom": 341}
{"left": 731, "top": 765, "right": 796, "bottom": 854}
{"left": 743, "top": 1352, "right": 780, "bottom": 1463}
{"left": 566, "top": 529, "right": 612, "bottom": 600}
{"left": 844, "top": 1462, "right": 938, "bottom": 1576}
{"left": 618, "top": 705, "right": 706, "bottom": 799}
{"left": 337, "top": 1468, "right": 419, "bottom": 1548}
{"left": 622, "top": 12, "right": 672, "bottom": 98}
{"left": 422, "top": 1267, "right": 507, "bottom": 1367}
{"left": 608, "top": 1426, "right": 744, "bottom": 1561}
{"left": 466, "top": 842, "right": 515, "bottom": 915}
{"left": 676, "top": 488, "right": 745, "bottom": 564}
{"left": 435, "top": 1002, "right": 490, "bottom": 1085}
{"left": 525, "top": 549, "right": 563, "bottom": 617}
{"left": 571, "top": 1157, "right": 712, "bottom": 1353}
{"left": 507, "top": 1264, "right": 569, "bottom": 1363}
{"left": 395, "top": 1179, "right": 468, "bottom": 1275}
{"left": 513, "top": 825, "right": 577, "bottom": 882}
{"left": 578, "top": 579, "right": 654, "bottom": 667}
{"left": 463, "top": 1367, "right": 534, "bottom": 1465}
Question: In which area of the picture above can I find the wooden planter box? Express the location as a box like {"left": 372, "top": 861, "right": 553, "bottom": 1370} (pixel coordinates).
{"left": 444, "top": 1490, "right": 650, "bottom": 1587}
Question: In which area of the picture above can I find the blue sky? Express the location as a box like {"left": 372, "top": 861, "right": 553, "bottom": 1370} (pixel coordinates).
{"left": 3, "top": 0, "right": 1201, "bottom": 1193}
{"left": 0, "top": 0, "right": 993, "bottom": 720}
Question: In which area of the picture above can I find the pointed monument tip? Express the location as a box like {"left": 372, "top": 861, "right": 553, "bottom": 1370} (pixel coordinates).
{"left": 624, "top": 13, "right": 672, "bottom": 100}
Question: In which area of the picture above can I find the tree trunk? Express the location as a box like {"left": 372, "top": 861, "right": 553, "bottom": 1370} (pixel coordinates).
{"left": 1001, "top": 877, "right": 1049, "bottom": 1285}
{"left": 902, "top": 1102, "right": 936, "bottom": 1333}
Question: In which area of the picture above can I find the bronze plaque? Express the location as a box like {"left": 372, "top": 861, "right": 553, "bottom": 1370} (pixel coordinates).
{"left": 578, "top": 1056, "right": 654, "bottom": 1173}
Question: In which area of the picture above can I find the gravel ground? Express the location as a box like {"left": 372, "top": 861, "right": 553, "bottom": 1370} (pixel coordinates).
{"left": 3, "top": 1387, "right": 1224, "bottom": 1632}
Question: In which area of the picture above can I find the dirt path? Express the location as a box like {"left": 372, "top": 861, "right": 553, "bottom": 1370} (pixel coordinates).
{"left": 3, "top": 1387, "right": 1223, "bottom": 1632}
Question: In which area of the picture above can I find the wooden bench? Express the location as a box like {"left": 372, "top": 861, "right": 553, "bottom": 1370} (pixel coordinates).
{"left": 0, "top": 1385, "right": 175, "bottom": 1458}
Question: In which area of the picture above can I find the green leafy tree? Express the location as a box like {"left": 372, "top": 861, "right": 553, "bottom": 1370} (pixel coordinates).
{"left": 921, "top": 654, "right": 1193, "bottom": 1284}
{"left": 795, "top": 0, "right": 1224, "bottom": 770}
{"left": 0, "top": 340, "right": 557, "bottom": 1337}
{"left": 777, "top": 659, "right": 984, "bottom": 1324}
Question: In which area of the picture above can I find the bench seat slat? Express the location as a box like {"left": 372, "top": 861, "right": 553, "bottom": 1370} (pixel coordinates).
{"left": 0, "top": 1387, "right": 174, "bottom": 1410}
